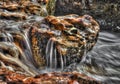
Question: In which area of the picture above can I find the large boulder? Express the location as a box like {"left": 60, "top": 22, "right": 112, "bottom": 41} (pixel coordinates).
{"left": 28, "top": 14, "right": 99, "bottom": 68}
{"left": 47, "top": 0, "right": 120, "bottom": 31}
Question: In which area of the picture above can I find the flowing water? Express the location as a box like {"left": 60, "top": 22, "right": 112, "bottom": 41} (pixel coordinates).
{"left": 0, "top": 0, "right": 120, "bottom": 83}
{"left": 45, "top": 38, "right": 68, "bottom": 71}
{"left": 76, "top": 30, "right": 120, "bottom": 84}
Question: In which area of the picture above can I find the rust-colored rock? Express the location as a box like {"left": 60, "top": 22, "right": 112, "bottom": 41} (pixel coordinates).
{"left": 28, "top": 14, "right": 99, "bottom": 68}
{"left": 0, "top": 13, "right": 99, "bottom": 71}
{"left": 0, "top": 12, "right": 27, "bottom": 20}
{"left": 0, "top": 0, "right": 48, "bottom": 20}
{"left": 0, "top": 68, "right": 101, "bottom": 84}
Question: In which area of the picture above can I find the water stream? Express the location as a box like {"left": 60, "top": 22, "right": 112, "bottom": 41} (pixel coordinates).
{"left": 77, "top": 30, "right": 120, "bottom": 84}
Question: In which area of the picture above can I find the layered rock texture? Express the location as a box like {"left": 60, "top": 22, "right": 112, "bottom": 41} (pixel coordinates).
{"left": 0, "top": 68, "right": 102, "bottom": 84}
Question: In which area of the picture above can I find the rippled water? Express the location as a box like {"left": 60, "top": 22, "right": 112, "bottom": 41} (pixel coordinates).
{"left": 76, "top": 30, "right": 120, "bottom": 84}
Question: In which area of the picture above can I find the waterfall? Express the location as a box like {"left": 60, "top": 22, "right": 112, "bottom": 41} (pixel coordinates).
{"left": 54, "top": 47, "right": 57, "bottom": 69}
{"left": 60, "top": 52, "right": 64, "bottom": 70}
{"left": 0, "top": 30, "right": 38, "bottom": 75}
{"left": 46, "top": 38, "right": 57, "bottom": 70}
{"left": 10, "top": 30, "right": 38, "bottom": 69}
{"left": 63, "top": 54, "right": 67, "bottom": 67}
{"left": 5, "top": 33, "right": 14, "bottom": 42}
{"left": 49, "top": 39, "right": 54, "bottom": 68}
{"left": 46, "top": 38, "right": 51, "bottom": 67}
{"left": 23, "top": 30, "right": 32, "bottom": 55}
{"left": 45, "top": 38, "right": 67, "bottom": 71}
{"left": 80, "top": 44, "right": 87, "bottom": 63}
{"left": 31, "top": 0, "right": 38, "bottom": 3}
{"left": 21, "top": 31, "right": 38, "bottom": 68}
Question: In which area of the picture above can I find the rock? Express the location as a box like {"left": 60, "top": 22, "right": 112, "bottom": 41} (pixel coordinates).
{"left": 0, "top": 0, "right": 48, "bottom": 20}
{"left": 49, "top": 0, "right": 120, "bottom": 31}
{"left": 0, "top": 12, "right": 27, "bottom": 21}
{"left": 28, "top": 14, "right": 99, "bottom": 68}
{"left": 0, "top": 68, "right": 102, "bottom": 84}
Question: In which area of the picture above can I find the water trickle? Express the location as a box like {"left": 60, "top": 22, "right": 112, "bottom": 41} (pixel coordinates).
{"left": 46, "top": 38, "right": 57, "bottom": 70}
{"left": 77, "top": 31, "right": 120, "bottom": 84}
{"left": 49, "top": 39, "right": 54, "bottom": 68}
{"left": 4, "top": 29, "right": 38, "bottom": 69}
{"left": 54, "top": 47, "right": 57, "bottom": 69}
{"left": 80, "top": 40, "right": 87, "bottom": 64}
{"left": 63, "top": 54, "right": 67, "bottom": 67}
{"left": 23, "top": 30, "right": 32, "bottom": 56}
{"left": 22, "top": 32, "right": 36, "bottom": 66}
{"left": 5, "top": 33, "right": 14, "bottom": 42}
{"left": 45, "top": 38, "right": 66, "bottom": 71}
{"left": 32, "top": 0, "right": 38, "bottom": 3}
{"left": 46, "top": 38, "right": 51, "bottom": 67}
{"left": 60, "top": 53, "right": 64, "bottom": 70}
{"left": 0, "top": 33, "right": 8, "bottom": 42}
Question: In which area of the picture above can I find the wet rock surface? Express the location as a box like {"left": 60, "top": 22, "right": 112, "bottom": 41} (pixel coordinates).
{"left": 0, "top": 0, "right": 102, "bottom": 84}
{"left": 0, "top": 68, "right": 102, "bottom": 84}
{"left": 0, "top": 0, "right": 48, "bottom": 20}
{"left": 28, "top": 14, "right": 99, "bottom": 69}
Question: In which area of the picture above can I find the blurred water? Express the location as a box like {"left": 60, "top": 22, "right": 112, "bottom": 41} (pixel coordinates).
{"left": 77, "top": 30, "right": 120, "bottom": 84}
